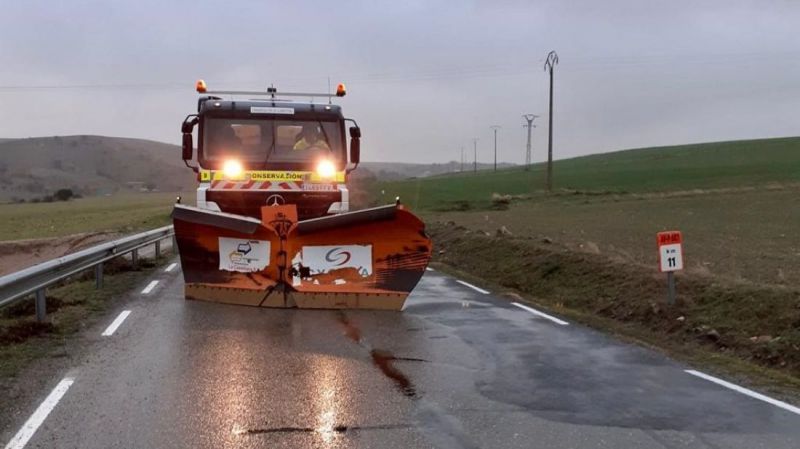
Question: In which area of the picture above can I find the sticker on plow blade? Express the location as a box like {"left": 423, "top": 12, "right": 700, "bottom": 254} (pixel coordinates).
{"left": 301, "top": 245, "right": 372, "bottom": 278}
{"left": 219, "top": 237, "right": 270, "bottom": 272}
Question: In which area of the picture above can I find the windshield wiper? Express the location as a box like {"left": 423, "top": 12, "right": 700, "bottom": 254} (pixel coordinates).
{"left": 317, "top": 119, "right": 332, "bottom": 152}
{"left": 265, "top": 120, "right": 276, "bottom": 161}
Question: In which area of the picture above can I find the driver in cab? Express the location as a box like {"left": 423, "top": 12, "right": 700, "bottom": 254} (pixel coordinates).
{"left": 293, "top": 124, "right": 331, "bottom": 151}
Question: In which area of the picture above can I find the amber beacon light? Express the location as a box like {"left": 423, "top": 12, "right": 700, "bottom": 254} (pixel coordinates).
{"left": 195, "top": 79, "right": 207, "bottom": 93}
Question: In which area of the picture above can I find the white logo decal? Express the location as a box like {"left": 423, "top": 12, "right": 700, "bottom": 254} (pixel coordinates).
{"left": 266, "top": 194, "right": 285, "bottom": 205}
{"left": 219, "top": 237, "right": 270, "bottom": 272}
{"left": 301, "top": 245, "right": 372, "bottom": 276}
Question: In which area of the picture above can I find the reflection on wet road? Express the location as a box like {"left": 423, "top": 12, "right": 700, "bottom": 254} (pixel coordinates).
{"left": 4, "top": 265, "right": 800, "bottom": 448}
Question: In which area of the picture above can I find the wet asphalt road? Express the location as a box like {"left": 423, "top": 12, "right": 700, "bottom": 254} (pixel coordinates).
{"left": 4, "top": 262, "right": 800, "bottom": 448}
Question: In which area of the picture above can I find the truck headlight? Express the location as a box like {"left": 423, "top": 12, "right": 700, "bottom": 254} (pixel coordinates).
{"left": 315, "top": 159, "right": 336, "bottom": 179}
{"left": 222, "top": 159, "right": 244, "bottom": 179}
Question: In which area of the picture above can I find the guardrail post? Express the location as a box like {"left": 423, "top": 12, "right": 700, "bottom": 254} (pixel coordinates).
{"left": 131, "top": 248, "right": 139, "bottom": 268}
{"left": 155, "top": 240, "right": 161, "bottom": 260}
{"left": 35, "top": 288, "right": 46, "bottom": 322}
{"left": 172, "top": 234, "right": 178, "bottom": 255}
{"left": 95, "top": 263, "right": 104, "bottom": 289}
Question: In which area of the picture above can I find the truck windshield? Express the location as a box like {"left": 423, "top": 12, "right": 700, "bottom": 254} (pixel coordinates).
{"left": 202, "top": 118, "right": 342, "bottom": 166}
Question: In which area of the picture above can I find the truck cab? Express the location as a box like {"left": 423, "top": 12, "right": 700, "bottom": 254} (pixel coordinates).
{"left": 180, "top": 81, "right": 360, "bottom": 220}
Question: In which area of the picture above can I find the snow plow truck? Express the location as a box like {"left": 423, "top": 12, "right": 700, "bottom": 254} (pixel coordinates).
{"left": 172, "top": 80, "right": 432, "bottom": 310}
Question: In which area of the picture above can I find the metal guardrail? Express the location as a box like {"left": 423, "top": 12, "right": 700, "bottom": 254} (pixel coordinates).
{"left": 0, "top": 226, "right": 176, "bottom": 322}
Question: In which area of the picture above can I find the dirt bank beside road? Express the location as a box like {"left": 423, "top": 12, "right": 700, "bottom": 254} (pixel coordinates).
{"left": 0, "top": 232, "right": 118, "bottom": 276}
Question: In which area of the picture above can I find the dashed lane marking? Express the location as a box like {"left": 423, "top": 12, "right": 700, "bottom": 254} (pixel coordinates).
{"left": 3, "top": 377, "right": 75, "bottom": 449}
{"left": 685, "top": 370, "right": 800, "bottom": 416}
{"left": 165, "top": 263, "right": 177, "bottom": 272}
{"left": 141, "top": 280, "right": 159, "bottom": 295}
{"left": 456, "top": 279, "right": 489, "bottom": 294}
{"left": 101, "top": 310, "right": 131, "bottom": 337}
{"left": 511, "top": 302, "right": 569, "bottom": 326}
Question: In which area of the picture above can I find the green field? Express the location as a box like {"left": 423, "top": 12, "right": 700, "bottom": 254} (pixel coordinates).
{"left": 376, "top": 137, "right": 800, "bottom": 211}
{"left": 0, "top": 192, "right": 184, "bottom": 241}
{"left": 373, "top": 136, "right": 800, "bottom": 285}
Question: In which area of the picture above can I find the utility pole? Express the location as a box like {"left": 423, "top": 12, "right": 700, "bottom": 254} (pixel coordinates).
{"left": 544, "top": 50, "right": 558, "bottom": 192}
{"left": 472, "top": 138, "right": 478, "bottom": 173}
{"left": 522, "top": 114, "right": 538, "bottom": 170}
{"left": 490, "top": 126, "right": 501, "bottom": 171}
{"left": 460, "top": 146, "right": 464, "bottom": 172}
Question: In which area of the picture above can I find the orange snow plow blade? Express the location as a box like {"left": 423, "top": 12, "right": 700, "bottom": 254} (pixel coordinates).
{"left": 172, "top": 203, "right": 432, "bottom": 310}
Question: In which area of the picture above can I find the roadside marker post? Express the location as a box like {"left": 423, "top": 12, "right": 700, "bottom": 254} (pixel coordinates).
{"left": 657, "top": 231, "right": 684, "bottom": 305}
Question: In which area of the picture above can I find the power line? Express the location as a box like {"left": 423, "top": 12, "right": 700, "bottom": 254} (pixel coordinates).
{"left": 5, "top": 49, "right": 799, "bottom": 91}
{"left": 0, "top": 82, "right": 186, "bottom": 91}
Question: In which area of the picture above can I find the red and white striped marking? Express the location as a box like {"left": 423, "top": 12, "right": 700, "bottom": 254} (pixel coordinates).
{"left": 209, "top": 180, "right": 303, "bottom": 190}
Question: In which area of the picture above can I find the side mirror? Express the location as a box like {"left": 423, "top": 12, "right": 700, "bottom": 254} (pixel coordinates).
{"left": 349, "top": 126, "right": 361, "bottom": 164}
{"left": 182, "top": 133, "right": 193, "bottom": 160}
{"left": 181, "top": 115, "right": 199, "bottom": 161}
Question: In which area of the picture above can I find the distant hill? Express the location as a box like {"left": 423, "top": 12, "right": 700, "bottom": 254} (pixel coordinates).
{"left": 0, "top": 135, "right": 195, "bottom": 201}
{"left": 0, "top": 135, "right": 520, "bottom": 202}
{"left": 359, "top": 161, "right": 516, "bottom": 180}
{"left": 375, "top": 137, "right": 800, "bottom": 210}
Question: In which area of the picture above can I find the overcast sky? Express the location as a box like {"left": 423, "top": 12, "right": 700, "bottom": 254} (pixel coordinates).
{"left": 1, "top": 0, "right": 799, "bottom": 164}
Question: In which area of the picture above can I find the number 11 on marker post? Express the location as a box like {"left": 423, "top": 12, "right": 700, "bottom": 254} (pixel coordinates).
{"left": 657, "top": 231, "right": 684, "bottom": 305}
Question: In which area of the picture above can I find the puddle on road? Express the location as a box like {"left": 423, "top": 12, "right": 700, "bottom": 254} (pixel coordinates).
{"left": 336, "top": 311, "right": 424, "bottom": 398}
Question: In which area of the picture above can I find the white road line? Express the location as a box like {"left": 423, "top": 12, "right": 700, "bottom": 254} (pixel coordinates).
{"left": 164, "top": 263, "right": 177, "bottom": 272}
{"left": 456, "top": 279, "right": 489, "bottom": 294}
{"left": 511, "top": 302, "right": 569, "bottom": 326}
{"left": 141, "top": 280, "right": 159, "bottom": 295}
{"left": 425, "top": 267, "right": 434, "bottom": 272}
{"left": 685, "top": 370, "right": 800, "bottom": 416}
{"left": 101, "top": 310, "right": 131, "bottom": 337}
{"left": 4, "top": 377, "right": 75, "bottom": 449}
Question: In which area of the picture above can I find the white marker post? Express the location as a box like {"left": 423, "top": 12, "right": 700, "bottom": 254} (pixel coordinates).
{"left": 657, "top": 231, "right": 684, "bottom": 305}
